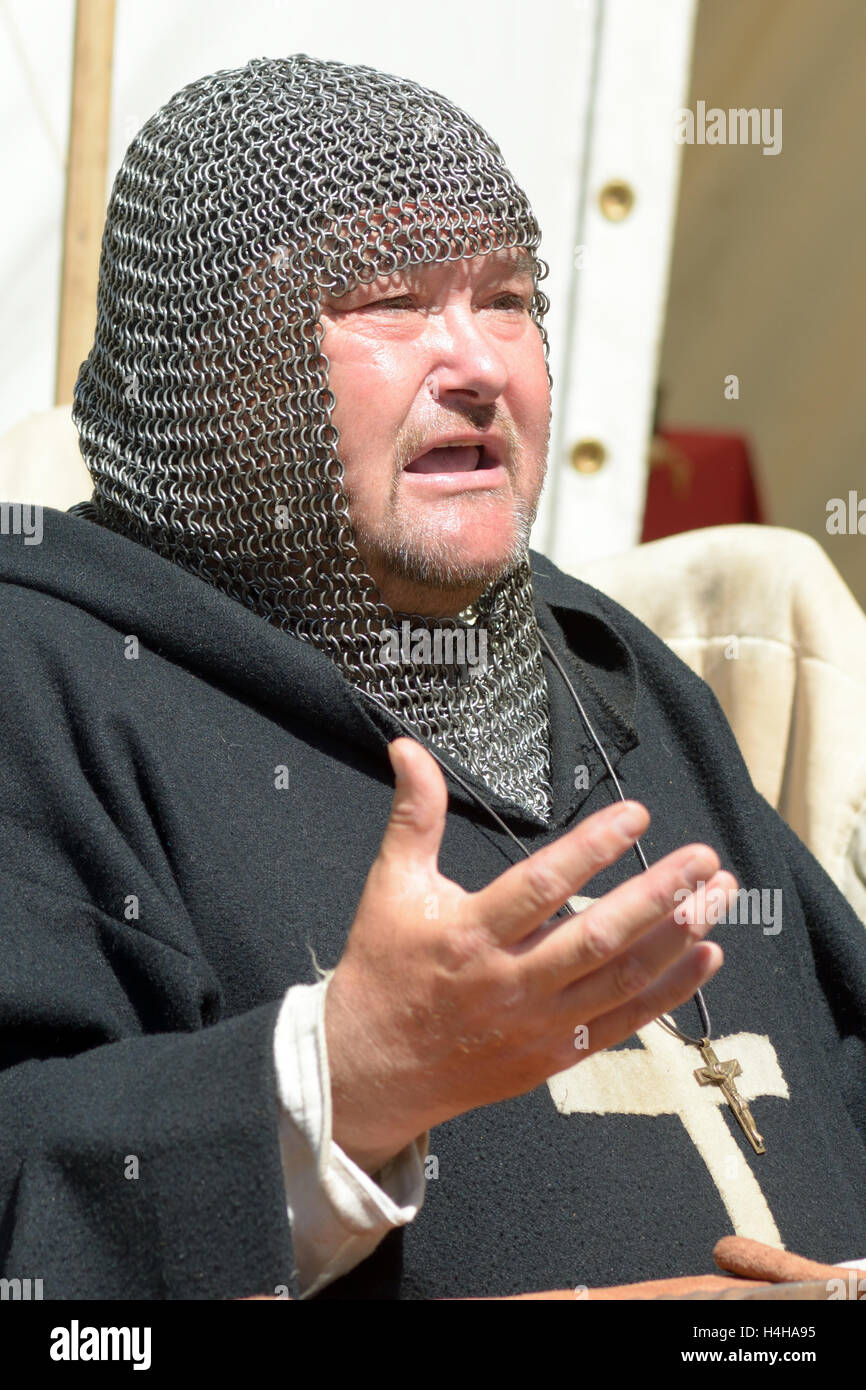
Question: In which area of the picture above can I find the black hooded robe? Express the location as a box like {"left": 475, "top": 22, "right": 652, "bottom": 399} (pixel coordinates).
{"left": 0, "top": 508, "right": 864, "bottom": 1299}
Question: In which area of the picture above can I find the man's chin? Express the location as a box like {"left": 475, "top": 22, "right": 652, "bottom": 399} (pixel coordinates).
{"left": 363, "top": 531, "right": 530, "bottom": 595}
{"left": 359, "top": 501, "right": 535, "bottom": 589}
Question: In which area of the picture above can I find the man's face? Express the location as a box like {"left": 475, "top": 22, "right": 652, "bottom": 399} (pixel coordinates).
{"left": 317, "top": 246, "right": 551, "bottom": 617}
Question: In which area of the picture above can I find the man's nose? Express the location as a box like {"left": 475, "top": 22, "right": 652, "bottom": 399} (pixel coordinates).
{"left": 424, "top": 304, "right": 509, "bottom": 404}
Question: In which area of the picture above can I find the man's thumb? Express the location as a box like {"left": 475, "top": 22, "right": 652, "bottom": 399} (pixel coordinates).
{"left": 380, "top": 737, "right": 448, "bottom": 866}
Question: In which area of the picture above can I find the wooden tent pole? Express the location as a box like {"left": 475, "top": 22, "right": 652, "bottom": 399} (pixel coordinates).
{"left": 54, "top": 0, "right": 116, "bottom": 405}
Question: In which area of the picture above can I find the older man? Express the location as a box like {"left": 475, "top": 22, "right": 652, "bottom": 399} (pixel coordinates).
{"left": 0, "top": 55, "right": 864, "bottom": 1301}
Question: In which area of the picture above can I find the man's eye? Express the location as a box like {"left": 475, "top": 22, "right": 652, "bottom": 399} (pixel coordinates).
{"left": 489, "top": 293, "right": 529, "bottom": 311}
{"left": 366, "top": 294, "right": 417, "bottom": 310}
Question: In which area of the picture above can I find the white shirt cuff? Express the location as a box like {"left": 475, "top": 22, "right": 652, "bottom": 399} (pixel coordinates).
{"left": 273, "top": 976, "right": 427, "bottom": 1298}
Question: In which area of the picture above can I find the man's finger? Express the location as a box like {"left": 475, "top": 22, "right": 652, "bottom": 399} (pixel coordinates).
{"left": 377, "top": 737, "right": 449, "bottom": 870}
{"left": 546, "top": 870, "right": 734, "bottom": 1023}
{"left": 524, "top": 847, "right": 724, "bottom": 985}
{"left": 473, "top": 800, "right": 651, "bottom": 943}
{"left": 562, "top": 941, "right": 725, "bottom": 1059}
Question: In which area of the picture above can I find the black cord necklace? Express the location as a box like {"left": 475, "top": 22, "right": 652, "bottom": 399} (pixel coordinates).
{"left": 535, "top": 630, "right": 711, "bottom": 1047}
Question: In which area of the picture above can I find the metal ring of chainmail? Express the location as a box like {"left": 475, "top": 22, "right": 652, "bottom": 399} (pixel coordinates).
{"left": 71, "top": 54, "right": 555, "bottom": 819}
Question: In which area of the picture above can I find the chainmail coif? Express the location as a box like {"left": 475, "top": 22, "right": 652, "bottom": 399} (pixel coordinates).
{"left": 71, "top": 54, "right": 554, "bottom": 818}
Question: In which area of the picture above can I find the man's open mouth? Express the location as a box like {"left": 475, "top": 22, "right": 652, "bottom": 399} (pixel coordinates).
{"left": 403, "top": 444, "right": 501, "bottom": 474}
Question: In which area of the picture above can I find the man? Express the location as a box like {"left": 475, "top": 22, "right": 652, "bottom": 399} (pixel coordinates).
{"left": 0, "top": 55, "right": 864, "bottom": 1301}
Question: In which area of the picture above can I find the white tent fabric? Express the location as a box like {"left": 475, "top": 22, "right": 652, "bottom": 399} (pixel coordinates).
{"left": 0, "top": 404, "right": 88, "bottom": 510}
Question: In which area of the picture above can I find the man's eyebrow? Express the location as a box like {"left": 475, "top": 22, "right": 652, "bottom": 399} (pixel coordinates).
{"left": 321, "top": 249, "right": 537, "bottom": 303}
{"left": 485, "top": 250, "right": 537, "bottom": 281}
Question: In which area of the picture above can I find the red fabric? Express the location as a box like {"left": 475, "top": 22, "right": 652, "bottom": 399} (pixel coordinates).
{"left": 641, "top": 428, "right": 764, "bottom": 543}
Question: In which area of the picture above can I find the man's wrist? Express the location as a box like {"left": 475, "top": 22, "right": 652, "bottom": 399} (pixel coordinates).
{"left": 324, "top": 972, "right": 426, "bottom": 1171}
{"left": 273, "top": 979, "right": 429, "bottom": 1296}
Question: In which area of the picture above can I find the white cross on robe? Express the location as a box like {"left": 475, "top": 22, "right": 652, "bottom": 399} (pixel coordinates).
{"left": 549, "top": 895, "right": 791, "bottom": 1245}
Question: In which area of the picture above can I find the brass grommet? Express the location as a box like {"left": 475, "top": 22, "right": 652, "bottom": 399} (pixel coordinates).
{"left": 570, "top": 439, "right": 607, "bottom": 474}
{"left": 598, "top": 179, "right": 636, "bottom": 222}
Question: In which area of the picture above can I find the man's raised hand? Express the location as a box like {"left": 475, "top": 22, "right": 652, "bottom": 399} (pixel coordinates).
{"left": 325, "top": 737, "right": 730, "bottom": 1173}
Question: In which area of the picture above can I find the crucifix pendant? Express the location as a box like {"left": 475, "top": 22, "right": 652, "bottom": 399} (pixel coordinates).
{"left": 693, "top": 1039, "right": 766, "bottom": 1155}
